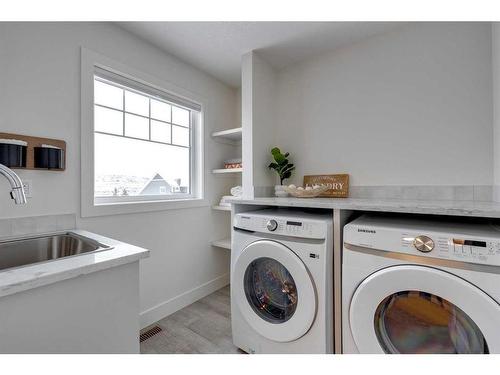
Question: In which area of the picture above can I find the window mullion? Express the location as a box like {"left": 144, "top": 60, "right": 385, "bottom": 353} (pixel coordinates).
{"left": 170, "top": 106, "right": 173, "bottom": 144}
{"left": 122, "top": 89, "right": 125, "bottom": 136}
{"left": 148, "top": 98, "right": 151, "bottom": 141}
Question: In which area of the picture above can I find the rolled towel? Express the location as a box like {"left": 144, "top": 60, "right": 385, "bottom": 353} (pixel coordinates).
{"left": 230, "top": 186, "right": 243, "bottom": 197}
{"left": 219, "top": 195, "right": 234, "bottom": 206}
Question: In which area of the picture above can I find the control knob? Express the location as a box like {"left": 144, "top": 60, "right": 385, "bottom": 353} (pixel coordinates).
{"left": 413, "top": 235, "right": 434, "bottom": 253}
{"left": 266, "top": 220, "right": 278, "bottom": 232}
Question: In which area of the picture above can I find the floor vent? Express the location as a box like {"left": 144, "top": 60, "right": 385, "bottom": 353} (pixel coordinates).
{"left": 140, "top": 326, "right": 162, "bottom": 342}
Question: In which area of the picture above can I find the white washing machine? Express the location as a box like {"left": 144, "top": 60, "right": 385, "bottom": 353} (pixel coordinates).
{"left": 231, "top": 208, "right": 333, "bottom": 353}
{"left": 343, "top": 215, "right": 500, "bottom": 354}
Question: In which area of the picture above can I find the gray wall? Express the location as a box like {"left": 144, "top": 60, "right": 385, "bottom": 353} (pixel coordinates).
{"left": 274, "top": 23, "right": 493, "bottom": 187}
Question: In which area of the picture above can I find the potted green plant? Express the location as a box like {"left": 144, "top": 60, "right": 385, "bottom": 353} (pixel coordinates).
{"left": 268, "top": 147, "right": 295, "bottom": 197}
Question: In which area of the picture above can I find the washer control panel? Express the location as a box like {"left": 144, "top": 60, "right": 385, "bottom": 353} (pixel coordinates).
{"left": 234, "top": 211, "right": 329, "bottom": 240}
{"left": 344, "top": 215, "right": 500, "bottom": 267}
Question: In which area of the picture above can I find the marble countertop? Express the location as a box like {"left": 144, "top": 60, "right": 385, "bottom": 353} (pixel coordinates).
{"left": 229, "top": 197, "right": 500, "bottom": 218}
{"left": 0, "top": 229, "right": 149, "bottom": 298}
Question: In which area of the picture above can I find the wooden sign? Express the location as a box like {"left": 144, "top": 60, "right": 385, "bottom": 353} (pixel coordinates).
{"left": 303, "top": 174, "right": 349, "bottom": 198}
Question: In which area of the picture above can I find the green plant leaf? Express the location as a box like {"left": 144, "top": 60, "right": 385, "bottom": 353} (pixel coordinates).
{"left": 271, "top": 147, "right": 281, "bottom": 156}
{"left": 280, "top": 168, "right": 295, "bottom": 177}
{"left": 278, "top": 162, "right": 293, "bottom": 172}
{"left": 270, "top": 147, "right": 294, "bottom": 183}
{"left": 275, "top": 154, "right": 286, "bottom": 164}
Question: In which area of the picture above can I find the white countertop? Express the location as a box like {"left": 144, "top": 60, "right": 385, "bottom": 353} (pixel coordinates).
{"left": 229, "top": 197, "right": 500, "bottom": 218}
{"left": 0, "top": 229, "right": 149, "bottom": 298}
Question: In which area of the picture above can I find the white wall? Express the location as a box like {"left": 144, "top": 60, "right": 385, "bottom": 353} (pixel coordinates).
{"left": 0, "top": 22, "right": 237, "bottom": 326}
{"left": 492, "top": 23, "right": 500, "bottom": 198}
{"left": 275, "top": 23, "right": 493, "bottom": 187}
{"left": 241, "top": 51, "right": 277, "bottom": 198}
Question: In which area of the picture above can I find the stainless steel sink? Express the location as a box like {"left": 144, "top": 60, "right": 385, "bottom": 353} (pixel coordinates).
{"left": 0, "top": 232, "right": 111, "bottom": 272}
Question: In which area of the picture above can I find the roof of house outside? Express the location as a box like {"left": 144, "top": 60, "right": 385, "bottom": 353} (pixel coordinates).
{"left": 139, "top": 173, "right": 173, "bottom": 195}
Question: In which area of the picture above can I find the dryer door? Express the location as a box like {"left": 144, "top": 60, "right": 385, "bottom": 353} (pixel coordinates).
{"left": 349, "top": 265, "right": 500, "bottom": 353}
{"left": 233, "top": 240, "right": 316, "bottom": 342}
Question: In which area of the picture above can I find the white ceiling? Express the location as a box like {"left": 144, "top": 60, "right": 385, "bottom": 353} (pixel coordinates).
{"left": 118, "top": 22, "right": 406, "bottom": 88}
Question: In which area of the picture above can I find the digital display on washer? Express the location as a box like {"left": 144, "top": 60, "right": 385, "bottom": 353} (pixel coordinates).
{"left": 286, "top": 221, "right": 302, "bottom": 226}
{"left": 453, "top": 238, "right": 487, "bottom": 247}
{"left": 464, "top": 240, "right": 487, "bottom": 247}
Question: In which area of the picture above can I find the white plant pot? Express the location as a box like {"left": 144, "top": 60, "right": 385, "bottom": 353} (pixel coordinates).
{"left": 274, "top": 185, "right": 289, "bottom": 197}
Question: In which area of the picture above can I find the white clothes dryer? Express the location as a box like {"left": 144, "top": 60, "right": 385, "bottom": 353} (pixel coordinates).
{"left": 343, "top": 215, "right": 500, "bottom": 354}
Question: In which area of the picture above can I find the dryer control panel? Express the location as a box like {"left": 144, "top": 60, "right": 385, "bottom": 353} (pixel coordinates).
{"left": 344, "top": 215, "right": 500, "bottom": 267}
{"left": 234, "top": 209, "right": 331, "bottom": 240}
{"left": 399, "top": 233, "right": 500, "bottom": 265}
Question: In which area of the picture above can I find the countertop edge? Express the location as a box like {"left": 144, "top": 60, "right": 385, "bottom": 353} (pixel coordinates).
{"left": 228, "top": 197, "right": 500, "bottom": 219}
{"left": 0, "top": 230, "right": 150, "bottom": 299}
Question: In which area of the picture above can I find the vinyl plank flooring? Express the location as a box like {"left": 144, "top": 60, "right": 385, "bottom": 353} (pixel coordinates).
{"left": 140, "top": 285, "right": 242, "bottom": 354}
{"left": 196, "top": 292, "right": 232, "bottom": 318}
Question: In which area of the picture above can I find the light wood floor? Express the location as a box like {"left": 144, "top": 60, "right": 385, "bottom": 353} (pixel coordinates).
{"left": 140, "top": 286, "right": 242, "bottom": 354}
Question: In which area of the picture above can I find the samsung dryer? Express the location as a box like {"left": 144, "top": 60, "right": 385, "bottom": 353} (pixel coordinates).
{"left": 343, "top": 215, "right": 500, "bottom": 354}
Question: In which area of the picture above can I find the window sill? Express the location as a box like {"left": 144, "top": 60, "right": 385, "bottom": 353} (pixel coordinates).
{"left": 81, "top": 197, "right": 209, "bottom": 218}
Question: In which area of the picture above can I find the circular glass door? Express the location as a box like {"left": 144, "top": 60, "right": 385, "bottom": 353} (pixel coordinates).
{"left": 349, "top": 265, "right": 500, "bottom": 353}
{"left": 244, "top": 257, "right": 298, "bottom": 324}
{"left": 374, "top": 291, "right": 489, "bottom": 354}
{"left": 232, "top": 240, "right": 316, "bottom": 342}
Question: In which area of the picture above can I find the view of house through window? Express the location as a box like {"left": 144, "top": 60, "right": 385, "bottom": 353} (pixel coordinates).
{"left": 93, "top": 72, "right": 199, "bottom": 204}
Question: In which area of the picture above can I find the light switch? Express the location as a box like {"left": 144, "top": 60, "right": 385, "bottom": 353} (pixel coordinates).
{"left": 22, "top": 180, "right": 32, "bottom": 198}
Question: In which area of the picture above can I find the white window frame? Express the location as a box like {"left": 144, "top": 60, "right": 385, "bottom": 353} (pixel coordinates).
{"left": 81, "top": 48, "right": 206, "bottom": 217}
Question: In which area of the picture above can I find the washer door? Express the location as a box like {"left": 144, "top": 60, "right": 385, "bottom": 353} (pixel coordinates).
{"left": 350, "top": 265, "right": 500, "bottom": 353}
{"left": 233, "top": 240, "right": 316, "bottom": 342}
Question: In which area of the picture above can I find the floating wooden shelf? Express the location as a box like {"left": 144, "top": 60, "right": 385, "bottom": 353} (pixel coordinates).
{"left": 211, "top": 127, "right": 242, "bottom": 144}
{"left": 211, "top": 238, "right": 231, "bottom": 250}
{"left": 212, "top": 205, "right": 231, "bottom": 212}
{"left": 212, "top": 168, "right": 242, "bottom": 174}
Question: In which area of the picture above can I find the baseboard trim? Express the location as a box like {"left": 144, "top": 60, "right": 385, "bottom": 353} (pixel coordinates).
{"left": 140, "top": 273, "right": 230, "bottom": 329}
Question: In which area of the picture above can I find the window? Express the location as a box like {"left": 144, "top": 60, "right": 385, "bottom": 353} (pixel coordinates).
{"left": 81, "top": 49, "right": 206, "bottom": 216}
{"left": 91, "top": 68, "right": 201, "bottom": 207}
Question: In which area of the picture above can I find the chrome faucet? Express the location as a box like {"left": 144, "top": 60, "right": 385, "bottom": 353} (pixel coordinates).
{"left": 0, "top": 163, "right": 27, "bottom": 204}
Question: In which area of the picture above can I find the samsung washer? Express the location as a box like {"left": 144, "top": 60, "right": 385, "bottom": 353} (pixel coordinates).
{"left": 343, "top": 215, "right": 500, "bottom": 354}
{"left": 231, "top": 208, "right": 333, "bottom": 353}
